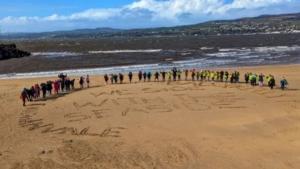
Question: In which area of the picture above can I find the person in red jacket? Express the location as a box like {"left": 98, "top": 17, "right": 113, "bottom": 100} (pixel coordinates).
{"left": 54, "top": 80, "right": 60, "bottom": 94}
{"left": 34, "top": 84, "right": 40, "bottom": 98}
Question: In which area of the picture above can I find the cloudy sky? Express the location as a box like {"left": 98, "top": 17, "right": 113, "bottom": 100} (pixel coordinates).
{"left": 0, "top": 0, "right": 300, "bottom": 33}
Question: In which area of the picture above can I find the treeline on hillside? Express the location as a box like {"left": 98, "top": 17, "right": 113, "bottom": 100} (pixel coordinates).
{"left": 0, "top": 44, "right": 31, "bottom": 60}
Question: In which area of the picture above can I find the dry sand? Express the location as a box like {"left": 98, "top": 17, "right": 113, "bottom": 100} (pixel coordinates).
{"left": 0, "top": 64, "right": 300, "bottom": 169}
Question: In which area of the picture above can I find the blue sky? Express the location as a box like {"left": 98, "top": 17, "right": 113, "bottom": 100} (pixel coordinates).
{"left": 0, "top": 0, "right": 300, "bottom": 33}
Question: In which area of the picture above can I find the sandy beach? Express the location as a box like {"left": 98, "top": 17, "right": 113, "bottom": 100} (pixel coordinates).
{"left": 0, "top": 64, "right": 300, "bottom": 169}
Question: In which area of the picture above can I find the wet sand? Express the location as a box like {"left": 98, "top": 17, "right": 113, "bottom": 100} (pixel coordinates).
{"left": 0, "top": 64, "right": 300, "bottom": 169}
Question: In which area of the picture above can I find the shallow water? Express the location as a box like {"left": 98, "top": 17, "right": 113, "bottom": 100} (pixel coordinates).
{"left": 1, "top": 46, "right": 299, "bottom": 79}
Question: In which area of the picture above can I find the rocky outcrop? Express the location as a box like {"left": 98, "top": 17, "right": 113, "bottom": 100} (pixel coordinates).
{"left": 0, "top": 44, "right": 31, "bottom": 60}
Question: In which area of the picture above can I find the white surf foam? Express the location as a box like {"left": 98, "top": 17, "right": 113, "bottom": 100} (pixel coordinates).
{"left": 32, "top": 52, "right": 82, "bottom": 58}
{"left": 88, "top": 49, "right": 162, "bottom": 54}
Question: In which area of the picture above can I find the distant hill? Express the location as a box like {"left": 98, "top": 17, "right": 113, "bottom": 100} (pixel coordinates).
{"left": 1, "top": 12, "right": 300, "bottom": 39}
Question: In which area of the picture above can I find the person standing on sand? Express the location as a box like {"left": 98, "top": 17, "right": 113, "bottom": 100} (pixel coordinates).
{"left": 196, "top": 71, "right": 200, "bottom": 81}
{"left": 128, "top": 72, "right": 133, "bottom": 83}
{"left": 79, "top": 76, "right": 85, "bottom": 89}
{"left": 258, "top": 73, "right": 264, "bottom": 87}
{"left": 138, "top": 71, "right": 143, "bottom": 82}
{"left": 114, "top": 74, "right": 118, "bottom": 84}
{"left": 191, "top": 70, "right": 196, "bottom": 81}
{"left": 172, "top": 67, "right": 177, "bottom": 81}
{"left": 143, "top": 72, "right": 147, "bottom": 82}
{"left": 46, "top": 81, "right": 53, "bottom": 95}
{"left": 235, "top": 71, "right": 240, "bottom": 83}
{"left": 167, "top": 71, "right": 172, "bottom": 81}
{"left": 244, "top": 73, "right": 250, "bottom": 84}
{"left": 65, "top": 78, "right": 71, "bottom": 91}
{"left": 40, "top": 83, "right": 47, "bottom": 98}
{"left": 230, "top": 73, "right": 235, "bottom": 83}
{"left": 207, "top": 70, "right": 211, "bottom": 81}
{"left": 200, "top": 71, "right": 204, "bottom": 81}
{"left": 86, "top": 75, "right": 90, "bottom": 88}
{"left": 177, "top": 69, "right": 182, "bottom": 81}
{"left": 70, "top": 79, "right": 75, "bottom": 90}
{"left": 28, "top": 86, "right": 35, "bottom": 101}
{"left": 110, "top": 74, "right": 114, "bottom": 84}
{"left": 147, "top": 72, "right": 152, "bottom": 82}
{"left": 54, "top": 80, "right": 60, "bottom": 94}
{"left": 280, "top": 77, "right": 288, "bottom": 90}
{"left": 154, "top": 71, "right": 160, "bottom": 82}
{"left": 58, "top": 73, "right": 66, "bottom": 92}
{"left": 119, "top": 73, "right": 124, "bottom": 84}
{"left": 268, "top": 75, "right": 276, "bottom": 89}
{"left": 220, "top": 71, "right": 224, "bottom": 82}
{"left": 34, "top": 84, "right": 40, "bottom": 98}
{"left": 211, "top": 71, "right": 215, "bottom": 81}
{"left": 161, "top": 71, "right": 166, "bottom": 81}
{"left": 20, "top": 88, "right": 29, "bottom": 106}
{"left": 224, "top": 71, "right": 229, "bottom": 82}
{"left": 104, "top": 74, "right": 109, "bottom": 84}
{"left": 185, "top": 69, "right": 189, "bottom": 80}
{"left": 250, "top": 74, "right": 257, "bottom": 86}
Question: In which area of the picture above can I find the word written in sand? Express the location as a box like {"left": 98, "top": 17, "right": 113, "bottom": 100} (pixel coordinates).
{"left": 19, "top": 111, "right": 126, "bottom": 138}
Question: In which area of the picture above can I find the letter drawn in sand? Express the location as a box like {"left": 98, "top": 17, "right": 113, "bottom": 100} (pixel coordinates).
{"left": 92, "top": 109, "right": 110, "bottom": 119}
{"left": 99, "top": 127, "right": 126, "bottom": 137}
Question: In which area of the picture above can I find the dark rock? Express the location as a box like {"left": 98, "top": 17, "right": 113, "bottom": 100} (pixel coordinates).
{"left": 0, "top": 44, "right": 31, "bottom": 60}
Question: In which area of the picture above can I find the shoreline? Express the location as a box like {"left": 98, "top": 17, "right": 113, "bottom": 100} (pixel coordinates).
{"left": 1, "top": 63, "right": 299, "bottom": 80}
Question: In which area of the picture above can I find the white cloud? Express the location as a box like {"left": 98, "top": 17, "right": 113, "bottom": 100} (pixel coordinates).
{"left": 126, "top": 0, "right": 291, "bottom": 19}
{"left": 0, "top": 0, "right": 298, "bottom": 32}
{"left": 0, "top": 8, "right": 121, "bottom": 24}
{"left": 68, "top": 8, "right": 121, "bottom": 21}
{"left": 127, "top": 0, "right": 224, "bottom": 20}
{"left": 218, "top": 0, "right": 292, "bottom": 13}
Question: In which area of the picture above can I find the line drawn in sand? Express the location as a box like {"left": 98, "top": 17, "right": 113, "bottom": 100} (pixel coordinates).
{"left": 92, "top": 109, "right": 110, "bottom": 119}
{"left": 64, "top": 113, "right": 91, "bottom": 123}
{"left": 73, "top": 99, "right": 108, "bottom": 108}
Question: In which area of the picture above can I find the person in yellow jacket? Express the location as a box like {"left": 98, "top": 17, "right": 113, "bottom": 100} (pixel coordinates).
{"left": 210, "top": 71, "right": 215, "bottom": 81}
{"left": 214, "top": 72, "right": 218, "bottom": 81}
{"left": 167, "top": 71, "right": 172, "bottom": 81}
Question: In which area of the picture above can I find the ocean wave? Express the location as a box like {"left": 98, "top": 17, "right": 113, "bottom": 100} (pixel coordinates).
{"left": 88, "top": 49, "right": 162, "bottom": 54}
{"left": 1, "top": 46, "right": 299, "bottom": 79}
{"left": 253, "top": 46, "right": 300, "bottom": 53}
{"left": 0, "top": 58, "right": 236, "bottom": 79}
{"left": 32, "top": 52, "right": 82, "bottom": 58}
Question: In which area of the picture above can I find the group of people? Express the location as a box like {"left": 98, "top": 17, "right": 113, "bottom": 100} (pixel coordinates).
{"left": 20, "top": 68, "right": 289, "bottom": 106}
{"left": 103, "top": 68, "right": 288, "bottom": 90}
{"left": 20, "top": 73, "right": 90, "bottom": 106}
{"left": 245, "top": 73, "right": 273, "bottom": 88}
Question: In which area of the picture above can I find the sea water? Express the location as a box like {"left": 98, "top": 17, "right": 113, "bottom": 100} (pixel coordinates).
{"left": 1, "top": 46, "right": 299, "bottom": 79}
